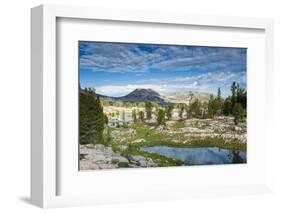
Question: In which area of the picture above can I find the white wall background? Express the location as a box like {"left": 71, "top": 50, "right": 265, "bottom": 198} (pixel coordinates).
{"left": 0, "top": 0, "right": 280, "bottom": 212}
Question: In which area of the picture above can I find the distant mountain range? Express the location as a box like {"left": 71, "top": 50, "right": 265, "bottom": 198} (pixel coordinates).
{"left": 160, "top": 91, "right": 211, "bottom": 104}
{"left": 94, "top": 88, "right": 211, "bottom": 105}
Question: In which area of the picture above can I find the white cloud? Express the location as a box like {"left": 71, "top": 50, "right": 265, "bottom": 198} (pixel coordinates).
{"left": 80, "top": 42, "right": 246, "bottom": 73}
{"left": 95, "top": 70, "right": 246, "bottom": 97}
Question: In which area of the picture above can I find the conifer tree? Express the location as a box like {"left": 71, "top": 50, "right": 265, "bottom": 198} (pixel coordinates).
{"left": 165, "top": 105, "right": 174, "bottom": 120}
{"left": 233, "top": 103, "right": 245, "bottom": 125}
{"left": 157, "top": 109, "right": 166, "bottom": 126}
{"left": 223, "top": 97, "right": 232, "bottom": 116}
{"left": 189, "top": 99, "right": 201, "bottom": 118}
{"left": 132, "top": 109, "right": 137, "bottom": 123}
{"left": 231, "top": 82, "right": 237, "bottom": 112}
{"left": 138, "top": 111, "right": 144, "bottom": 122}
{"left": 237, "top": 86, "right": 247, "bottom": 109}
{"left": 208, "top": 95, "right": 215, "bottom": 118}
{"left": 79, "top": 88, "right": 105, "bottom": 145}
{"left": 178, "top": 103, "right": 185, "bottom": 119}
{"left": 104, "top": 114, "right": 108, "bottom": 125}
{"left": 145, "top": 102, "right": 153, "bottom": 120}
{"left": 217, "top": 88, "right": 221, "bottom": 100}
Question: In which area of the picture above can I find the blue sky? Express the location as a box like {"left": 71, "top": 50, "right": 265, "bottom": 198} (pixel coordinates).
{"left": 79, "top": 41, "right": 246, "bottom": 97}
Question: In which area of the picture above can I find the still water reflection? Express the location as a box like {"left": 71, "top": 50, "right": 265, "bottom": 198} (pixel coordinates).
{"left": 140, "top": 146, "right": 246, "bottom": 165}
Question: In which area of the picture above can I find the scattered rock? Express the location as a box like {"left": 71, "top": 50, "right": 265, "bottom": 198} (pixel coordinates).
{"left": 92, "top": 154, "right": 106, "bottom": 162}
{"left": 94, "top": 144, "right": 105, "bottom": 151}
{"left": 138, "top": 160, "right": 147, "bottom": 167}
{"left": 233, "top": 126, "right": 242, "bottom": 131}
{"left": 132, "top": 138, "right": 146, "bottom": 143}
{"left": 80, "top": 145, "right": 125, "bottom": 170}
{"left": 111, "top": 156, "right": 129, "bottom": 164}
{"left": 119, "top": 138, "right": 129, "bottom": 144}
{"left": 79, "top": 162, "right": 99, "bottom": 170}
{"left": 104, "top": 147, "right": 114, "bottom": 155}
{"left": 166, "top": 121, "right": 176, "bottom": 126}
{"left": 127, "top": 155, "right": 157, "bottom": 167}
{"left": 128, "top": 155, "right": 146, "bottom": 162}
{"left": 156, "top": 125, "right": 170, "bottom": 132}
{"left": 128, "top": 128, "right": 136, "bottom": 135}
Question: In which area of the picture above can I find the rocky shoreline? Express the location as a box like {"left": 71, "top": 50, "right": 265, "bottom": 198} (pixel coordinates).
{"left": 80, "top": 144, "right": 157, "bottom": 170}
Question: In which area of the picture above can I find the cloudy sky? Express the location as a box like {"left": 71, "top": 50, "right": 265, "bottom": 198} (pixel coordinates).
{"left": 79, "top": 41, "right": 246, "bottom": 97}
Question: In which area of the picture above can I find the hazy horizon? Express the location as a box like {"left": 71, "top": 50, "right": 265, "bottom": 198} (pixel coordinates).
{"left": 81, "top": 86, "right": 217, "bottom": 98}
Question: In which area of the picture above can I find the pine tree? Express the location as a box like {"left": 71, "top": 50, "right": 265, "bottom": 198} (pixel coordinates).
{"left": 79, "top": 88, "right": 105, "bottom": 145}
{"left": 132, "top": 109, "right": 137, "bottom": 123}
{"left": 189, "top": 99, "right": 201, "bottom": 118}
{"left": 223, "top": 97, "right": 232, "bottom": 116}
{"left": 145, "top": 102, "right": 153, "bottom": 120}
{"left": 201, "top": 101, "right": 208, "bottom": 119}
{"left": 157, "top": 109, "right": 166, "bottom": 126}
{"left": 231, "top": 81, "right": 237, "bottom": 112}
{"left": 217, "top": 88, "right": 221, "bottom": 100}
{"left": 138, "top": 111, "right": 144, "bottom": 122}
{"left": 208, "top": 95, "right": 215, "bottom": 118}
{"left": 178, "top": 103, "right": 185, "bottom": 120}
{"left": 94, "top": 96, "right": 105, "bottom": 144}
{"left": 216, "top": 88, "right": 224, "bottom": 115}
{"left": 165, "top": 105, "right": 174, "bottom": 120}
{"left": 233, "top": 103, "right": 245, "bottom": 125}
{"left": 104, "top": 114, "right": 109, "bottom": 125}
{"left": 206, "top": 88, "right": 224, "bottom": 118}
{"left": 237, "top": 87, "right": 247, "bottom": 110}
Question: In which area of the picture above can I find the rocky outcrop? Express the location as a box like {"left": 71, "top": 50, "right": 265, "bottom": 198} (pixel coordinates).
{"left": 80, "top": 144, "right": 157, "bottom": 170}
{"left": 160, "top": 117, "right": 246, "bottom": 144}
{"left": 128, "top": 155, "right": 157, "bottom": 167}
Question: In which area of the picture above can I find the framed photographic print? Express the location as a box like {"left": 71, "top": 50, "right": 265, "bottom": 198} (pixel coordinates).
{"left": 31, "top": 4, "right": 274, "bottom": 208}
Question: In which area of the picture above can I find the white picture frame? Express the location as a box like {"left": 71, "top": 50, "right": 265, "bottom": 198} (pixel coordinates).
{"left": 31, "top": 4, "right": 274, "bottom": 208}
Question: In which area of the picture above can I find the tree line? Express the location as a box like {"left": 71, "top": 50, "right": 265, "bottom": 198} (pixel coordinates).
{"left": 130, "top": 81, "right": 246, "bottom": 126}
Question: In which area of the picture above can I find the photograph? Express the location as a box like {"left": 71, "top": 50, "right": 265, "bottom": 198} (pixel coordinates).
{"left": 79, "top": 41, "right": 247, "bottom": 170}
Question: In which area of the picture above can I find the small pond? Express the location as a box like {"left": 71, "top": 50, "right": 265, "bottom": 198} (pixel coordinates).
{"left": 140, "top": 146, "right": 246, "bottom": 165}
